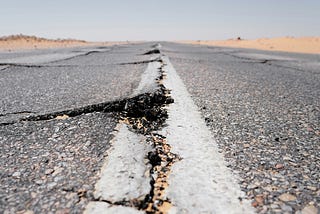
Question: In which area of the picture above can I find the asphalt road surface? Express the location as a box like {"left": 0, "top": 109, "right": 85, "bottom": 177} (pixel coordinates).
{"left": 0, "top": 43, "right": 319, "bottom": 214}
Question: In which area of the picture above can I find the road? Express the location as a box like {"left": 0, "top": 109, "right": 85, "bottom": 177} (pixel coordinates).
{"left": 0, "top": 43, "right": 319, "bottom": 214}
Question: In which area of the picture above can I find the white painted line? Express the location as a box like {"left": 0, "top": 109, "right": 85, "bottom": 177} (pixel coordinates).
{"left": 160, "top": 56, "right": 255, "bottom": 214}
{"left": 85, "top": 124, "right": 152, "bottom": 213}
{"left": 85, "top": 202, "right": 144, "bottom": 214}
{"left": 132, "top": 59, "right": 161, "bottom": 96}
{"left": 91, "top": 124, "right": 152, "bottom": 202}
{"left": 85, "top": 56, "right": 162, "bottom": 213}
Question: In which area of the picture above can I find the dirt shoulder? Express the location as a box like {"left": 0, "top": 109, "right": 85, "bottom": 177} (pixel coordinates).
{"left": 0, "top": 35, "right": 129, "bottom": 51}
{"left": 179, "top": 37, "right": 320, "bottom": 54}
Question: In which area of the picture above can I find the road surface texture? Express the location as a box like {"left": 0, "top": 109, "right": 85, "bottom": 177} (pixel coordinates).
{"left": 162, "top": 43, "right": 319, "bottom": 213}
{"left": 0, "top": 42, "right": 319, "bottom": 214}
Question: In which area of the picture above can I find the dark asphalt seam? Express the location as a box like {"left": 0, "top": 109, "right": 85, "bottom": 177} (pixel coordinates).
{"left": 0, "top": 111, "right": 36, "bottom": 117}
{"left": 50, "top": 50, "right": 102, "bottom": 63}
{"left": 143, "top": 49, "right": 161, "bottom": 55}
{"left": 266, "top": 62, "right": 320, "bottom": 74}
{"left": 119, "top": 58, "right": 162, "bottom": 65}
{"left": 0, "top": 59, "right": 161, "bottom": 69}
{"left": 220, "top": 52, "right": 276, "bottom": 64}
{"left": 0, "top": 63, "right": 77, "bottom": 68}
{"left": 0, "top": 63, "right": 149, "bottom": 69}
{"left": 0, "top": 50, "right": 111, "bottom": 69}
{"left": 37, "top": 46, "right": 117, "bottom": 65}
{"left": 0, "top": 63, "right": 44, "bottom": 68}
{"left": 0, "top": 65, "right": 9, "bottom": 71}
{"left": 220, "top": 52, "right": 318, "bottom": 74}
{"left": 0, "top": 90, "right": 170, "bottom": 127}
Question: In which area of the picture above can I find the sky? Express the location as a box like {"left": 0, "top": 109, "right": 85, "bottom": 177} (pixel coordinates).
{"left": 0, "top": 0, "right": 319, "bottom": 41}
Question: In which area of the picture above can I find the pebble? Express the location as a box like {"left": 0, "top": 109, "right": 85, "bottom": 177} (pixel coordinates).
{"left": 56, "top": 115, "right": 69, "bottom": 120}
{"left": 45, "top": 168, "right": 54, "bottom": 175}
{"left": 275, "top": 163, "right": 284, "bottom": 169}
{"left": 35, "top": 180, "right": 43, "bottom": 185}
{"left": 306, "top": 186, "right": 317, "bottom": 191}
{"left": 243, "top": 143, "right": 250, "bottom": 148}
{"left": 12, "top": 171, "right": 21, "bottom": 178}
{"left": 279, "top": 193, "right": 297, "bottom": 202}
{"left": 281, "top": 204, "right": 293, "bottom": 212}
{"left": 255, "top": 195, "right": 264, "bottom": 204}
{"left": 300, "top": 205, "right": 318, "bottom": 214}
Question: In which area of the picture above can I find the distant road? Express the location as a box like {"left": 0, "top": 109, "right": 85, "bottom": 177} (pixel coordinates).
{"left": 0, "top": 43, "right": 319, "bottom": 214}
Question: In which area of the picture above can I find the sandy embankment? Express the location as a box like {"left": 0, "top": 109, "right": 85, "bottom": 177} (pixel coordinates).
{"left": 180, "top": 37, "right": 320, "bottom": 54}
{"left": 0, "top": 35, "right": 129, "bottom": 51}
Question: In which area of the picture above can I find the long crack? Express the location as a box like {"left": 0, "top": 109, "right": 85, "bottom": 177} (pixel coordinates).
{"left": 2, "top": 47, "right": 180, "bottom": 213}
{"left": 143, "top": 133, "right": 180, "bottom": 214}
{"left": 0, "top": 86, "right": 171, "bottom": 127}
{"left": 118, "top": 58, "right": 180, "bottom": 213}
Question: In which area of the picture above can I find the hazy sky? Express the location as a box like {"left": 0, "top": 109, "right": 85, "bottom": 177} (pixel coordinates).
{"left": 1, "top": 0, "right": 319, "bottom": 41}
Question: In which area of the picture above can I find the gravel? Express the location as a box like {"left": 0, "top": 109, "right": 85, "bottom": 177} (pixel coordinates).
{"left": 163, "top": 42, "right": 320, "bottom": 213}
{"left": 0, "top": 112, "right": 117, "bottom": 214}
{"left": 0, "top": 43, "right": 161, "bottom": 213}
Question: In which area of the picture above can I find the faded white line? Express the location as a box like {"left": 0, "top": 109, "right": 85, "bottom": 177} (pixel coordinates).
{"left": 84, "top": 58, "right": 160, "bottom": 213}
{"left": 160, "top": 56, "right": 254, "bottom": 214}
{"left": 92, "top": 124, "right": 151, "bottom": 201}
{"left": 132, "top": 59, "right": 161, "bottom": 96}
{"left": 84, "top": 124, "right": 152, "bottom": 213}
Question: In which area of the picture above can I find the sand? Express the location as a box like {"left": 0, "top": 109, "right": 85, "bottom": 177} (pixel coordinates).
{"left": 180, "top": 37, "right": 320, "bottom": 54}
{"left": 2, "top": 35, "right": 319, "bottom": 54}
{"left": 0, "top": 35, "right": 129, "bottom": 51}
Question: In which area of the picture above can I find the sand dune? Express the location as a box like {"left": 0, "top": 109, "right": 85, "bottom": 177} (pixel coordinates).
{"left": 181, "top": 37, "right": 320, "bottom": 54}
{"left": 0, "top": 34, "right": 128, "bottom": 51}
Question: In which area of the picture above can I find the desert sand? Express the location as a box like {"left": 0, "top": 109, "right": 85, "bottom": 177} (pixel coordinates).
{"left": 181, "top": 37, "right": 320, "bottom": 54}
{"left": 0, "top": 34, "right": 129, "bottom": 51}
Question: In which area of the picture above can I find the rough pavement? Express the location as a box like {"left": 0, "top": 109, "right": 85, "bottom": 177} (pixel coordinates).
{"left": 162, "top": 42, "right": 319, "bottom": 213}
{"left": 0, "top": 45, "right": 152, "bottom": 124}
{"left": 0, "top": 112, "right": 117, "bottom": 213}
{"left": 1, "top": 42, "right": 319, "bottom": 214}
{"left": 0, "top": 43, "right": 158, "bottom": 214}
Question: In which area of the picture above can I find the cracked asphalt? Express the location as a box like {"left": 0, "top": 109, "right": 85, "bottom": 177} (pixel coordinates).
{"left": 0, "top": 42, "right": 319, "bottom": 214}
{"left": 162, "top": 42, "right": 319, "bottom": 213}
{"left": 0, "top": 43, "right": 157, "bottom": 213}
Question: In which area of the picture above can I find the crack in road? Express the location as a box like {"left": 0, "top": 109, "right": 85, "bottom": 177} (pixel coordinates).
{"left": 84, "top": 50, "right": 179, "bottom": 214}
{"left": 218, "top": 51, "right": 319, "bottom": 74}
{"left": 143, "top": 49, "right": 161, "bottom": 55}
{"left": 0, "top": 59, "right": 160, "bottom": 70}
{"left": 0, "top": 48, "right": 115, "bottom": 69}
{"left": 1, "top": 49, "right": 179, "bottom": 213}
{"left": 0, "top": 89, "right": 170, "bottom": 126}
{"left": 118, "top": 58, "right": 178, "bottom": 213}
{"left": 119, "top": 58, "right": 162, "bottom": 65}
{"left": 0, "top": 111, "right": 36, "bottom": 117}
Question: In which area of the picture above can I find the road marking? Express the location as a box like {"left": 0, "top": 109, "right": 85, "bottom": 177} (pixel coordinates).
{"left": 92, "top": 124, "right": 152, "bottom": 202}
{"left": 132, "top": 59, "right": 161, "bottom": 96}
{"left": 160, "top": 56, "right": 254, "bottom": 213}
{"left": 84, "top": 59, "right": 160, "bottom": 213}
{"left": 84, "top": 53, "right": 254, "bottom": 213}
{"left": 84, "top": 124, "right": 152, "bottom": 213}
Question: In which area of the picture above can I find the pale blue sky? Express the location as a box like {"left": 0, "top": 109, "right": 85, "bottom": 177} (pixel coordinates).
{"left": 1, "top": 0, "right": 319, "bottom": 41}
